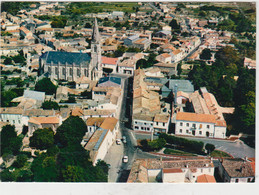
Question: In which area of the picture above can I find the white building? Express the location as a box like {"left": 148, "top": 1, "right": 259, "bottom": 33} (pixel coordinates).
{"left": 153, "top": 114, "right": 170, "bottom": 134}
{"left": 84, "top": 117, "right": 119, "bottom": 165}
{"left": 175, "top": 112, "right": 226, "bottom": 139}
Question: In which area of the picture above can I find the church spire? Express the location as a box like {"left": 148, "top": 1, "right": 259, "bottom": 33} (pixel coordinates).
{"left": 92, "top": 17, "right": 100, "bottom": 43}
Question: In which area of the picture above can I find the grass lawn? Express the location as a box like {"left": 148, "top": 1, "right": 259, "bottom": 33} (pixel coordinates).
{"left": 163, "top": 148, "right": 197, "bottom": 156}
{"left": 210, "top": 150, "right": 232, "bottom": 158}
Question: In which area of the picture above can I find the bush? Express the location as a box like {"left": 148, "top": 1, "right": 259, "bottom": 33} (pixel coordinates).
{"left": 205, "top": 143, "right": 215, "bottom": 154}
{"left": 140, "top": 138, "right": 166, "bottom": 152}
{"left": 159, "top": 133, "right": 204, "bottom": 154}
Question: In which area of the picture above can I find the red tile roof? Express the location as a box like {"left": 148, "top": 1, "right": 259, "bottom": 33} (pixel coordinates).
{"left": 101, "top": 56, "right": 118, "bottom": 65}
{"left": 176, "top": 112, "right": 216, "bottom": 124}
{"left": 196, "top": 174, "right": 216, "bottom": 183}
{"left": 163, "top": 168, "right": 183, "bottom": 173}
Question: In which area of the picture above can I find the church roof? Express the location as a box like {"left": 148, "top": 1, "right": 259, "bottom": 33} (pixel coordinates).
{"left": 92, "top": 17, "right": 100, "bottom": 43}
{"left": 41, "top": 51, "right": 91, "bottom": 65}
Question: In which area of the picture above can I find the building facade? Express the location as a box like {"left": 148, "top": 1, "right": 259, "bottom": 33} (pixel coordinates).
{"left": 39, "top": 18, "right": 102, "bottom": 81}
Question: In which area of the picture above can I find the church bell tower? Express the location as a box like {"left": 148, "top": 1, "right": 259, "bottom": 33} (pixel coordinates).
{"left": 90, "top": 18, "right": 102, "bottom": 80}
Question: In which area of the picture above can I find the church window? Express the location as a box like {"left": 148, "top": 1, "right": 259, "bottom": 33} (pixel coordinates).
{"left": 69, "top": 68, "right": 72, "bottom": 75}
{"left": 55, "top": 67, "right": 58, "bottom": 75}
{"left": 48, "top": 67, "right": 51, "bottom": 73}
{"left": 63, "top": 68, "right": 66, "bottom": 75}
{"left": 77, "top": 68, "right": 80, "bottom": 76}
{"left": 84, "top": 69, "right": 88, "bottom": 76}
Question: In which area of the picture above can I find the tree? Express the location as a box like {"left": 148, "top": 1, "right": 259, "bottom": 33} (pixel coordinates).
{"left": 35, "top": 77, "right": 57, "bottom": 95}
{"left": 29, "top": 128, "right": 55, "bottom": 150}
{"left": 31, "top": 153, "right": 58, "bottom": 182}
{"left": 61, "top": 165, "right": 85, "bottom": 182}
{"left": 0, "top": 125, "right": 22, "bottom": 155}
{"left": 200, "top": 49, "right": 212, "bottom": 60}
{"left": 41, "top": 100, "right": 60, "bottom": 110}
{"left": 3, "top": 57, "right": 12, "bottom": 65}
{"left": 84, "top": 22, "right": 92, "bottom": 28}
{"left": 16, "top": 170, "right": 33, "bottom": 182}
{"left": 80, "top": 90, "right": 92, "bottom": 99}
{"left": 205, "top": 143, "right": 215, "bottom": 154}
{"left": 12, "top": 154, "right": 28, "bottom": 168}
{"left": 169, "top": 19, "right": 180, "bottom": 30}
{"left": 54, "top": 116, "right": 87, "bottom": 147}
{"left": 136, "top": 59, "right": 148, "bottom": 69}
{"left": 1, "top": 90, "right": 18, "bottom": 107}
{"left": 12, "top": 54, "right": 25, "bottom": 64}
{"left": 1, "top": 169, "right": 15, "bottom": 181}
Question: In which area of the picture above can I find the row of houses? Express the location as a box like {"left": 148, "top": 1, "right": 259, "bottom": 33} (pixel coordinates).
{"left": 127, "top": 157, "right": 255, "bottom": 183}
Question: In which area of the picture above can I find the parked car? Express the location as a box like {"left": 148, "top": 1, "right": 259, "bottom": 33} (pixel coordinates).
{"left": 122, "top": 136, "right": 127, "bottom": 144}
{"left": 123, "top": 156, "right": 128, "bottom": 163}
{"left": 116, "top": 139, "right": 121, "bottom": 145}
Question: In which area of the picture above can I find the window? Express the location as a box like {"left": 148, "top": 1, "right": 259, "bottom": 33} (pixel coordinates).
{"left": 201, "top": 169, "right": 203, "bottom": 173}
{"left": 77, "top": 68, "right": 80, "bottom": 76}
{"left": 186, "top": 123, "right": 189, "bottom": 127}
{"left": 199, "top": 131, "right": 202, "bottom": 135}
{"left": 186, "top": 130, "right": 189, "bottom": 134}
{"left": 180, "top": 122, "right": 183, "bottom": 126}
{"left": 63, "top": 67, "right": 66, "bottom": 75}
{"left": 13, "top": 120, "right": 15, "bottom": 124}
{"left": 101, "top": 106, "right": 103, "bottom": 109}
{"left": 144, "top": 123, "right": 146, "bottom": 125}
{"left": 207, "top": 125, "right": 210, "bottom": 129}
{"left": 248, "top": 178, "right": 251, "bottom": 182}
{"left": 235, "top": 179, "right": 239, "bottom": 183}
{"left": 156, "top": 122, "right": 158, "bottom": 125}
{"left": 135, "top": 126, "right": 139, "bottom": 129}
{"left": 209, "top": 168, "right": 211, "bottom": 172}
{"left": 163, "top": 123, "right": 165, "bottom": 126}
{"left": 135, "top": 121, "right": 137, "bottom": 124}
{"left": 141, "top": 127, "right": 144, "bottom": 130}
{"left": 7, "top": 120, "right": 9, "bottom": 122}
{"left": 151, "top": 123, "right": 153, "bottom": 126}
{"left": 55, "top": 67, "right": 58, "bottom": 75}
{"left": 147, "top": 127, "right": 150, "bottom": 131}
{"left": 18, "top": 120, "right": 20, "bottom": 124}
{"left": 69, "top": 68, "right": 72, "bottom": 75}
{"left": 192, "top": 124, "right": 196, "bottom": 128}
{"left": 180, "top": 129, "right": 182, "bottom": 133}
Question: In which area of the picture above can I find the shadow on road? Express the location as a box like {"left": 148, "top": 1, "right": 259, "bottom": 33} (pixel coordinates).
{"left": 116, "top": 170, "right": 131, "bottom": 182}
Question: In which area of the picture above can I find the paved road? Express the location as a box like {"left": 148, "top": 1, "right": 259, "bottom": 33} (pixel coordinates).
{"left": 182, "top": 136, "right": 255, "bottom": 158}
{"left": 134, "top": 133, "right": 255, "bottom": 158}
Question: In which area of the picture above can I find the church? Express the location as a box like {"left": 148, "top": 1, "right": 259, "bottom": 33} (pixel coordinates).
{"left": 39, "top": 18, "right": 102, "bottom": 81}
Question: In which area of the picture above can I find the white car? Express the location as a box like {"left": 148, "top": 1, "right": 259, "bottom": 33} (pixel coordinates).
{"left": 116, "top": 139, "right": 121, "bottom": 145}
{"left": 122, "top": 136, "right": 127, "bottom": 144}
{"left": 123, "top": 156, "right": 128, "bottom": 163}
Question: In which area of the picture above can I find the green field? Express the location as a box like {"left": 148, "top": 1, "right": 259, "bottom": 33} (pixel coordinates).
{"left": 66, "top": 2, "right": 140, "bottom": 14}
{"left": 163, "top": 148, "right": 197, "bottom": 156}
{"left": 210, "top": 150, "right": 232, "bottom": 158}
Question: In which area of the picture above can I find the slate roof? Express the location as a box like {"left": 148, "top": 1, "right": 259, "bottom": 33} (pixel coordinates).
{"left": 41, "top": 51, "right": 91, "bottom": 66}
{"left": 24, "top": 90, "right": 45, "bottom": 101}
{"left": 98, "top": 77, "right": 121, "bottom": 85}
{"left": 168, "top": 80, "right": 194, "bottom": 93}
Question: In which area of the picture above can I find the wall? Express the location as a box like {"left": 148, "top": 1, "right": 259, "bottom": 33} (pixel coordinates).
{"left": 175, "top": 120, "right": 215, "bottom": 138}
{"left": 153, "top": 118, "right": 170, "bottom": 134}
{"left": 214, "top": 126, "right": 226, "bottom": 139}
{"left": 93, "top": 130, "right": 113, "bottom": 165}
{"left": 163, "top": 172, "right": 185, "bottom": 183}
{"left": 133, "top": 119, "right": 154, "bottom": 132}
